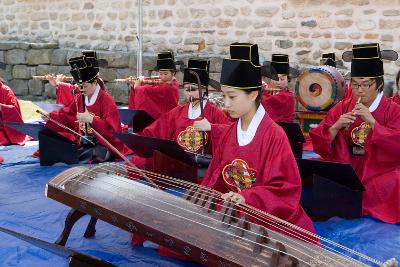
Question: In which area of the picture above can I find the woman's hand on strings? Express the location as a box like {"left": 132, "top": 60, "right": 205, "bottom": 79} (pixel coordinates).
{"left": 77, "top": 110, "right": 94, "bottom": 124}
{"left": 353, "top": 102, "right": 376, "bottom": 127}
{"left": 193, "top": 118, "right": 211, "bottom": 132}
{"left": 221, "top": 192, "right": 245, "bottom": 205}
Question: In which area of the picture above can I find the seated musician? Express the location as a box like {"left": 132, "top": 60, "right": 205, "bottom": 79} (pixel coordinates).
{"left": 0, "top": 77, "right": 27, "bottom": 146}
{"left": 129, "top": 58, "right": 231, "bottom": 170}
{"left": 48, "top": 51, "right": 106, "bottom": 107}
{"left": 39, "top": 53, "right": 131, "bottom": 163}
{"left": 310, "top": 43, "right": 400, "bottom": 224}
{"left": 128, "top": 50, "right": 179, "bottom": 120}
{"left": 261, "top": 54, "right": 296, "bottom": 123}
{"left": 392, "top": 69, "right": 400, "bottom": 105}
{"left": 193, "top": 42, "right": 316, "bottom": 241}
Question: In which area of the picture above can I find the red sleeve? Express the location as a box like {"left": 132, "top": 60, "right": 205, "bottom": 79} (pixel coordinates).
{"left": 141, "top": 110, "right": 175, "bottom": 139}
{"left": 262, "top": 91, "right": 295, "bottom": 122}
{"left": 46, "top": 101, "right": 78, "bottom": 141}
{"left": 365, "top": 104, "right": 400, "bottom": 165}
{"left": 56, "top": 82, "right": 77, "bottom": 106}
{"left": 0, "top": 86, "right": 26, "bottom": 145}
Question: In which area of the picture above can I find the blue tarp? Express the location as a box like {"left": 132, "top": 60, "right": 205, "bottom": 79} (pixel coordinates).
{"left": 0, "top": 143, "right": 399, "bottom": 266}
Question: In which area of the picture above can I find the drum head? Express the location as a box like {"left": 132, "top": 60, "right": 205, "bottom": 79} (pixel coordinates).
{"left": 295, "top": 66, "right": 345, "bottom": 111}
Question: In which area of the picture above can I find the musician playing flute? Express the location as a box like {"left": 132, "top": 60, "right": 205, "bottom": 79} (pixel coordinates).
{"left": 152, "top": 43, "right": 317, "bottom": 259}
{"left": 38, "top": 53, "right": 131, "bottom": 163}
{"left": 128, "top": 50, "right": 179, "bottom": 120}
{"left": 129, "top": 59, "right": 231, "bottom": 170}
{"left": 261, "top": 54, "right": 296, "bottom": 123}
{"left": 46, "top": 51, "right": 106, "bottom": 106}
{"left": 0, "top": 77, "right": 27, "bottom": 146}
{"left": 310, "top": 43, "right": 400, "bottom": 224}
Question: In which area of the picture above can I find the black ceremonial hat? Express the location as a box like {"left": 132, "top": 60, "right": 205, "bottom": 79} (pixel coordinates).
{"left": 183, "top": 58, "right": 210, "bottom": 87}
{"left": 220, "top": 43, "right": 262, "bottom": 90}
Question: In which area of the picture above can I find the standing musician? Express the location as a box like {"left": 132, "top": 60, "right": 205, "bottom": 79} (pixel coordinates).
{"left": 261, "top": 54, "right": 297, "bottom": 123}
{"left": 310, "top": 43, "right": 400, "bottom": 224}
{"left": 0, "top": 77, "right": 27, "bottom": 146}
{"left": 128, "top": 50, "right": 179, "bottom": 120}
{"left": 186, "top": 43, "right": 316, "bottom": 258}
{"left": 129, "top": 58, "right": 231, "bottom": 170}
{"left": 38, "top": 52, "right": 131, "bottom": 163}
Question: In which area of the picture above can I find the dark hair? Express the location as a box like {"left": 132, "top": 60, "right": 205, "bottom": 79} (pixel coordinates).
{"left": 244, "top": 87, "right": 262, "bottom": 107}
{"left": 376, "top": 77, "right": 384, "bottom": 93}
{"left": 396, "top": 70, "right": 400, "bottom": 90}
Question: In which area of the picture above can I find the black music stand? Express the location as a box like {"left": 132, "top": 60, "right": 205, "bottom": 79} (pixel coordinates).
{"left": 296, "top": 158, "right": 364, "bottom": 221}
{"left": 114, "top": 132, "right": 197, "bottom": 166}
{"left": 118, "top": 108, "right": 155, "bottom": 132}
{"left": 277, "top": 122, "right": 305, "bottom": 158}
{"left": 4, "top": 122, "right": 79, "bottom": 165}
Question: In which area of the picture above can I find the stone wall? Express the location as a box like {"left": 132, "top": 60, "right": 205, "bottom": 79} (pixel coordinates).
{"left": 1, "top": 0, "right": 400, "bottom": 102}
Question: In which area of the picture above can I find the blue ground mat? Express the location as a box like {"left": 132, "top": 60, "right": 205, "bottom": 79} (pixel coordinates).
{"left": 0, "top": 143, "right": 399, "bottom": 266}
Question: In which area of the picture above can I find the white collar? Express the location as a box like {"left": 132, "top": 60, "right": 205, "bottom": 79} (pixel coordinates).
{"left": 368, "top": 91, "right": 383, "bottom": 112}
{"left": 85, "top": 84, "right": 100, "bottom": 106}
{"left": 188, "top": 100, "right": 207, "bottom": 119}
{"left": 237, "top": 105, "right": 265, "bottom": 146}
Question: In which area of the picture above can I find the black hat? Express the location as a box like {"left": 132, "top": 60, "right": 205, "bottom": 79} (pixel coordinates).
{"left": 68, "top": 55, "right": 99, "bottom": 83}
{"left": 220, "top": 43, "right": 262, "bottom": 90}
{"left": 342, "top": 43, "right": 398, "bottom": 78}
{"left": 183, "top": 59, "right": 210, "bottom": 87}
{"left": 321, "top": 52, "right": 337, "bottom": 67}
{"left": 156, "top": 50, "right": 176, "bottom": 71}
{"left": 264, "top": 54, "right": 299, "bottom": 78}
{"left": 271, "top": 54, "right": 290, "bottom": 75}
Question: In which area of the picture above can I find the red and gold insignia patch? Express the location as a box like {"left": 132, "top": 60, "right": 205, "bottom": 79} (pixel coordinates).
{"left": 351, "top": 122, "right": 371, "bottom": 148}
{"left": 176, "top": 126, "right": 208, "bottom": 153}
{"left": 78, "top": 112, "right": 95, "bottom": 134}
{"left": 222, "top": 159, "right": 257, "bottom": 191}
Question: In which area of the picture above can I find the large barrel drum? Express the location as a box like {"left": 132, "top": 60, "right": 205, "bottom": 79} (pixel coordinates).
{"left": 295, "top": 66, "right": 345, "bottom": 111}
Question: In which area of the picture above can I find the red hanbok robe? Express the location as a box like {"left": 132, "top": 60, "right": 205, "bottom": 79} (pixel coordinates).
{"left": 56, "top": 82, "right": 77, "bottom": 106}
{"left": 262, "top": 90, "right": 295, "bottom": 122}
{"left": 46, "top": 86, "right": 131, "bottom": 157}
{"left": 0, "top": 81, "right": 27, "bottom": 145}
{"left": 130, "top": 101, "right": 231, "bottom": 169}
{"left": 310, "top": 95, "right": 400, "bottom": 223}
{"left": 202, "top": 113, "right": 315, "bottom": 234}
{"left": 0, "top": 154, "right": 3, "bottom": 164}
{"left": 128, "top": 79, "right": 179, "bottom": 120}
{"left": 391, "top": 94, "right": 400, "bottom": 105}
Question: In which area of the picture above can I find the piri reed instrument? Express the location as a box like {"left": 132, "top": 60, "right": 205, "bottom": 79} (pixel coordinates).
{"left": 46, "top": 162, "right": 397, "bottom": 267}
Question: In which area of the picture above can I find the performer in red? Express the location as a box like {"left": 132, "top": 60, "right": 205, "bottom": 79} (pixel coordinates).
{"left": 130, "top": 58, "right": 230, "bottom": 169}
{"left": 392, "top": 70, "right": 400, "bottom": 105}
{"left": 42, "top": 52, "right": 131, "bottom": 163}
{"left": 0, "top": 78, "right": 27, "bottom": 146}
{"left": 128, "top": 50, "right": 179, "bottom": 120}
{"left": 310, "top": 43, "right": 400, "bottom": 224}
{"left": 49, "top": 51, "right": 105, "bottom": 107}
{"left": 261, "top": 54, "right": 296, "bottom": 123}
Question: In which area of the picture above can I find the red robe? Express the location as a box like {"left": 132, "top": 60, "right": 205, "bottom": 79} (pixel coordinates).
{"left": 47, "top": 86, "right": 131, "bottom": 157}
{"left": 55, "top": 82, "right": 77, "bottom": 106}
{"left": 202, "top": 112, "right": 316, "bottom": 235}
{"left": 391, "top": 94, "right": 400, "bottom": 105}
{"left": 0, "top": 81, "right": 27, "bottom": 145}
{"left": 262, "top": 90, "right": 295, "bottom": 122}
{"left": 310, "top": 95, "right": 400, "bottom": 223}
{"left": 128, "top": 79, "right": 179, "bottom": 120}
{"left": 130, "top": 102, "right": 231, "bottom": 169}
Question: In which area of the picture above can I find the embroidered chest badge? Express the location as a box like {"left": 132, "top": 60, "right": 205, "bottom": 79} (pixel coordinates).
{"left": 78, "top": 111, "right": 96, "bottom": 135}
{"left": 222, "top": 159, "right": 257, "bottom": 191}
{"left": 177, "top": 125, "right": 208, "bottom": 153}
{"left": 350, "top": 122, "right": 371, "bottom": 148}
